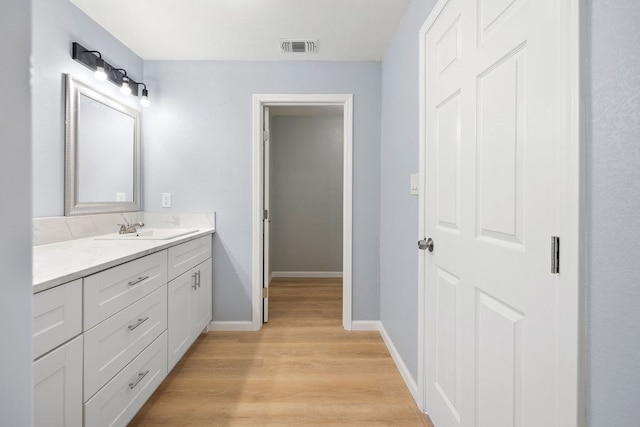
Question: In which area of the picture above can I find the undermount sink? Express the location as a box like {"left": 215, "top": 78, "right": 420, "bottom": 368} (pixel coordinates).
{"left": 95, "top": 229, "right": 199, "bottom": 240}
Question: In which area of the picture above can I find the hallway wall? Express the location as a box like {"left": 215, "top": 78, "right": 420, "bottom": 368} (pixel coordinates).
{"left": 270, "top": 114, "right": 344, "bottom": 275}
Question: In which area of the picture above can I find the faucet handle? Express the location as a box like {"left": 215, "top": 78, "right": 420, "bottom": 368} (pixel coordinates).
{"left": 120, "top": 214, "right": 131, "bottom": 227}
{"left": 117, "top": 224, "right": 128, "bottom": 234}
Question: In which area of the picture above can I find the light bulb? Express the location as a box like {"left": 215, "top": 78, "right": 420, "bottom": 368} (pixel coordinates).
{"left": 140, "top": 88, "right": 150, "bottom": 107}
{"left": 120, "top": 77, "right": 131, "bottom": 95}
{"left": 94, "top": 59, "right": 107, "bottom": 81}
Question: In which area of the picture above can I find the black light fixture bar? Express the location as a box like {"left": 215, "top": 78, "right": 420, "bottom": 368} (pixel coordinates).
{"left": 72, "top": 42, "right": 139, "bottom": 96}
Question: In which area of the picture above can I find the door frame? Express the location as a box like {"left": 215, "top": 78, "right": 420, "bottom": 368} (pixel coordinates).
{"left": 416, "top": 0, "right": 585, "bottom": 425}
{"left": 251, "top": 94, "right": 354, "bottom": 331}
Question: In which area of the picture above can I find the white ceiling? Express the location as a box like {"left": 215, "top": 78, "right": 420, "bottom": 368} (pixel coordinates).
{"left": 70, "top": 0, "right": 412, "bottom": 61}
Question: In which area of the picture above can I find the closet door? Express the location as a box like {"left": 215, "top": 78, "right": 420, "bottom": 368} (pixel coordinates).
{"left": 420, "top": 0, "right": 576, "bottom": 425}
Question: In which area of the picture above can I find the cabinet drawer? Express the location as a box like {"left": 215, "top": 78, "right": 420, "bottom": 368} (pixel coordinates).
{"left": 33, "top": 279, "right": 82, "bottom": 359}
{"left": 34, "top": 335, "right": 83, "bottom": 427}
{"left": 167, "top": 235, "right": 211, "bottom": 280}
{"left": 84, "top": 250, "right": 167, "bottom": 330}
{"left": 84, "top": 286, "right": 167, "bottom": 401}
{"left": 84, "top": 332, "right": 167, "bottom": 427}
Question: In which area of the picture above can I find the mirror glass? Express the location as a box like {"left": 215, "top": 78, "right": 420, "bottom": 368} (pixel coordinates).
{"left": 65, "top": 74, "right": 141, "bottom": 215}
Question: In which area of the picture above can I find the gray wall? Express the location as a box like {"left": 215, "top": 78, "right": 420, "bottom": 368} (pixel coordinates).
{"left": 270, "top": 115, "right": 344, "bottom": 273}
{"left": 0, "top": 0, "right": 32, "bottom": 424}
{"left": 379, "top": 0, "right": 437, "bottom": 382}
{"left": 32, "top": 0, "right": 143, "bottom": 217}
{"left": 587, "top": 1, "right": 640, "bottom": 425}
{"left": 143, "top": 61, "right": 381, "bottom": 321}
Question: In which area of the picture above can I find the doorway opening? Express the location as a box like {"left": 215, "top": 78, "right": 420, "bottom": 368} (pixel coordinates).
{"left": 252, "top": 94, "right": 354, "bottom": 331}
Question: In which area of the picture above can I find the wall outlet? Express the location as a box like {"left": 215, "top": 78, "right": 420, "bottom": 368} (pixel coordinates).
{"left": 410, "top": 173, "right": 419, "bottom": 195}
{"left": 161, "top": 193, "right": 172, "bottom": 208}
{"left": 116, "top": 192, "right": 126, "bottom": 202}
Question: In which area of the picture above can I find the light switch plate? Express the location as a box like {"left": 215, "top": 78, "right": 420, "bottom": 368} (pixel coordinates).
{"left": 410, "top": 173, "right": 419, "bottom": 195}
{"left": 161, "top": 193, "right": 172, "bottom": 208}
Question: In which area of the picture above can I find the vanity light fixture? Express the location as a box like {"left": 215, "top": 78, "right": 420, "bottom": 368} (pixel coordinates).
{"left": 71, "top": 42, "right": 142, "bottom": 96}
{"left": 138, "top": 83, "right": 150, "bottom": 107}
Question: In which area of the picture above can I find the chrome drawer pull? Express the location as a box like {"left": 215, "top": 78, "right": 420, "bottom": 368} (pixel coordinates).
{"left": 127, "top": 316, "right": 149, "bottom": 331}
{"left": 128, "top": 276, "right": 149, "bottom": 287}
{"left": 129, "top": 370, "right": 150, "bottom": 389}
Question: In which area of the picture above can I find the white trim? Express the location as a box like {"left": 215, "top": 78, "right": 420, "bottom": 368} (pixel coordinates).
{"left": 350, "top": 320, "right": 380, "bottom": 331}
{"left": 271, "top": 271, "right": 343, "bottom": 279}
{"left": 559, "top": 0, "right": 586, "bottom": 425}
{"left": 208, "top": 321, "right": 254, "bottom": 332}
{"left": 416, "top": 1, "right": 434, "bottom": 412}
{"left": 416, "top": 0, "right": 583, "bottom": 421}
{"left": 252, "top": 94, "right": 354, "bottom": 332}
{"left": 379, "top": 323, "right": 420, "bottom": 406}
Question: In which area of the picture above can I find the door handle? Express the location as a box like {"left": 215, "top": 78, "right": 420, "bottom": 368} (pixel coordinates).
{"left": 418, "top": 238, "right": 434, "bottom": 252}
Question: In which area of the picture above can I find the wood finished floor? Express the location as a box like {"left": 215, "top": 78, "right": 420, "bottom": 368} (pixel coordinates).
{"left": 130, "top": 278, "right": 433, "bottom": 426}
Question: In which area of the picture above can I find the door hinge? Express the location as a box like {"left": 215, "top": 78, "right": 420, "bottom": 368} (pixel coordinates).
{"left": 263, "top": 209, "right": 269, "bottom": 220}
{"left": 551, "top": 236, "right": 560, "bottom": 274}
{"left": 262, "top": 287, "right": 269, "bottom": 299}
{"left": 263, "top": 130, "right": 269, "bottom": 142}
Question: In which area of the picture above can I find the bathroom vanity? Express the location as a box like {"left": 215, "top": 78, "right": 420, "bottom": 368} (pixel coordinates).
{"left": 32, "top": 228, "right": 214, "bottom": 426}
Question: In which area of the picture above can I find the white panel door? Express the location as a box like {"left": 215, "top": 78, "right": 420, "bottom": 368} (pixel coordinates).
{"left": 421, "top": 0, "right": 568, "bottom": 426}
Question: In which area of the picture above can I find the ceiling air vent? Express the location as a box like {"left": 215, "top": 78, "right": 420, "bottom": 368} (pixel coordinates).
{"left": 280, "top": 39, "right": 318, "bottom": 54}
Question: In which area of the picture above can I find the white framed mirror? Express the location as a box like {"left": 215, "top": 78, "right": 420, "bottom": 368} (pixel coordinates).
{"left": 64, "top": 74, "right": 141, "bottom": 216}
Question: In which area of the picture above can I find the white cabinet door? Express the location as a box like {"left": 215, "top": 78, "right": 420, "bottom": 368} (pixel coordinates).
{"left": 34, "top": 336, "right": 83, "bottom": 427}
{"left": 191, "top": 260, "right": 212, "bottom": 338}
{"left": 167, "top": 270, "right": 193, "bottom": 371}
{"left": 168, "top": 259, "right": 212, "bottom": 371}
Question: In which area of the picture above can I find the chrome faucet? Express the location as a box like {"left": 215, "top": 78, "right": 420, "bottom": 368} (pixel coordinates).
{"left": 118, "top": 215, "right": 145, "bottom": 234}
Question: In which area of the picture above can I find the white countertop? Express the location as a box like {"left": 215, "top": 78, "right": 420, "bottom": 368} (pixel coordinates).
{"left": 33, "top": 228, "right": 215, "bottom": 294}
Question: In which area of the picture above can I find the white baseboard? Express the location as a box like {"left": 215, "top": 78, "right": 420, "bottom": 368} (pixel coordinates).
{"left": 379, "top": 323, "right": 420, "bottom": 406}
{"left": 271, "top": 271, "right": 343, "bottom": 279}
{"left": 350, "top": 320, "right": 381, "bottom": 331}
{"left": 208, "top": 321, "right": 254, "bottom": 331}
